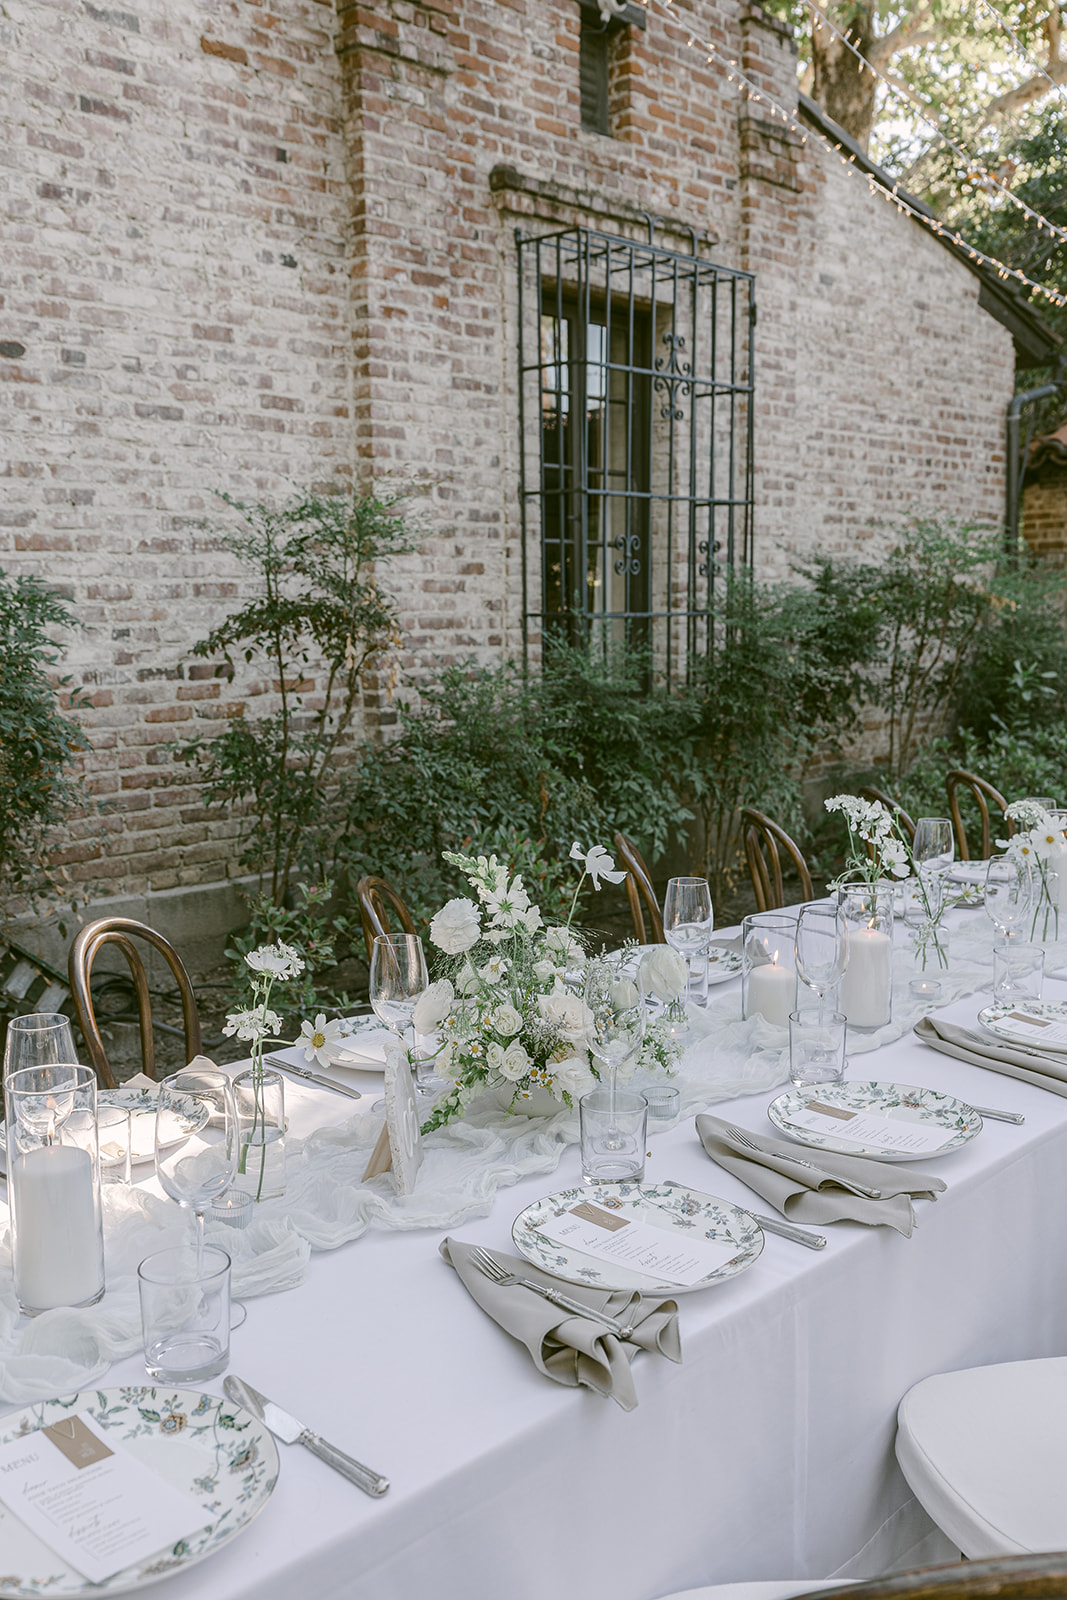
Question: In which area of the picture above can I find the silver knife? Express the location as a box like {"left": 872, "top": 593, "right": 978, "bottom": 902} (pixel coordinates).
{"left": 264, "top": 1056, "right": 362, "bottom": 1101}
{"left": 224, "top": 1376, "right": 388, "bottom": 1497}
{"left": 969, "top": 1103, "right": 1025, "bottom": 1124}
{"left": 663, "top": 1179, "right": 826, "bottom": 1250}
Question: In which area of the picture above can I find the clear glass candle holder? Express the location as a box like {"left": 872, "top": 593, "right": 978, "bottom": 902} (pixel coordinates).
{"left": 742, "top": 912, "right": 797, "bottom": 1026}
{"left": 838, "top": 883, "right": 893, "bottom": 1031}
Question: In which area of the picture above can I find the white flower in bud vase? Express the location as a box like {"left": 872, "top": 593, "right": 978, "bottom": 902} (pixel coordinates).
{"left": 298, "top": 1013, "right": 344, "bottom": 1068}
{"left": 499, "top": 1042, "right": 531, "bottom": 1080}
{"left": 223, "top": 1005, "right": 284, "bottom": 1042}
{"left": 538, "top": 989, "right": 594, "bottom": 1046}
{"left": 569, "top": 841, "right": 627, "bottom": 889}
{"left": 244, "top": 942, "right": 305, "bottom": 981}
{"left": 493, "top": 1002, "right": 523, "bottom": 1037}
{"left": 639, "top": 945, "right": 688, "bottom": 1003}
{"left": 413, "top": 978, "right": 455, "bottom": 1036}
{"left": 429, "top": 897, "right": 482, "bottom": 954}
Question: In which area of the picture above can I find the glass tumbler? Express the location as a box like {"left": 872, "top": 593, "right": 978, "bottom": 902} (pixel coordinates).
{"left": 993, "top": 943, "right": 1045, "bottom": 1007}
{"left": 580, "top": 1088, "right": 647, "bottom": 1185}
{"left": 788, "top": 1009, "right": 847, "bottom": 1089}
{"left": 139, "top": 1244, "right": 232, "bottom": 1382}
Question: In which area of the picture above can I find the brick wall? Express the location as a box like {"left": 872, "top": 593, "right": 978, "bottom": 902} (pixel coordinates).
{"left": 1023, "top": 470, "right": 1067, "bottom": 563}
{"left": 1, "top": 0, "right": 1018, "bottom": 915}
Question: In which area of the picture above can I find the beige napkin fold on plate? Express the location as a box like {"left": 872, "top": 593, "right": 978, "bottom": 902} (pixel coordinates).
{"left": 695, "top": 1114, "right": 946, "bottom": 1237}
{"left": 915, "top": 1014, "right": 1067, "bottom": 1097}
{"left": 440, "top": 1237, "right": 681, "bottom": 1412}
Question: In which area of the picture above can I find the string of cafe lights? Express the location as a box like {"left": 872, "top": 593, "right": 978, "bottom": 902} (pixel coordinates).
{"left": 643, "top": 0, "right": 1067, "bottom": 307}
{"left": 973, "top": 0, "right": 1067, "bottom": 113}
{"left": 799, "top": 0, "right": 1067, "bottom": 246}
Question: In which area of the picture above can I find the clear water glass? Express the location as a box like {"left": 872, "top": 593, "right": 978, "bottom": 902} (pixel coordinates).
{"left": 788, "top": 1008, "right": 847, "bottom": 1089}
{"left": 985, "top": 854, "right": 1032, "bottom": 940}
{"left": 663, "top": 877, "right": 713, "bottom": 1003}
{"left": 155, "top": 1068, "right": 238, "bottom": 1262}
{"left": 794, "top": 901, "right": 847, "bottom": 1015}
{"left": 913, "top": 817, "right": 954, "bottom": 874}
{"left": 992, "top": 943, "right": 1044, "bottom": 1006}
{"left": 3, "top": 1012, "right": 77, "bottom": 1081}
{"left": 580, "top": 1089, "right": 647, "bottom": 1185}
{"left": 139, "top": 1244, "right": 231, "bottom": 1382}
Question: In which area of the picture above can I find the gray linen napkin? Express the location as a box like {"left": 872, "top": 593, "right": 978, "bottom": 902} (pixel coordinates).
{"left": 914, "top": 1014, "right": 1067, "bottom": 1097}
{"left": 695, "top": 1114, "right": 946, "bottom": 1237}
{"left": 440, "top": 1237, "right": 681, "bottom": 1411}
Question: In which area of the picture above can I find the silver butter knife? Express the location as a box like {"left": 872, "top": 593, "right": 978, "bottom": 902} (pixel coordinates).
{"left": 224, "top": 1376, "right": 388, "bottom": 1497}
{"left": 264, "top": 1056, "right": 362, "bottom": 1101}
{"left": 969, "top": 1103, "right": 1025, "bottom": 1124}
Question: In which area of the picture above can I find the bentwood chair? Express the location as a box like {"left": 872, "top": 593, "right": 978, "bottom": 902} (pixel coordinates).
{"left": 68, "top": 918, "right": 202, "bottom": 1089}
{"left": 945, "top": 771, "right": 1014, "bottom": 861}
{"left": 613, "top": 832, "right": 665, "bottom": 944}
{"left": 858, "top": 787, "right": 916, "bottom": 843}
{"left": 655, "top": 1554, "right": 1067, "bottom": 1600}
{"left": 355, "top": 875, "right": 417, "bottom": 967}
{"left": 741, "top": 809, "right": 814, "bottom": 913}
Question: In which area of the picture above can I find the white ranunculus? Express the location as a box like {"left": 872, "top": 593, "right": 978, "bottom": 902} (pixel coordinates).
{"left": 245, "top": 941, "right": 305, "bottom": 981}
{"left": 538, "top": 989, "right": 594, "bottom": 1046}
{"left": 550, "top": 1053, "right": 595, "bottom": 1101}
{"left": 298, "top": 1012, "right": 344, "bottom": 1068}
{"left": 499, "top": 1042, "right": 530, "bottom": 1081}
{"left": 493, "top": 1003, "right": 523, "bottom": 1037}
{"left": 430, "top": 897, "right": 481, "bottom": 954}
{"left": 639, "top": 945, "right": 688, "bottom": 1003}
{"left": 413, "top": 978, "right": 455, "bottom": 1035}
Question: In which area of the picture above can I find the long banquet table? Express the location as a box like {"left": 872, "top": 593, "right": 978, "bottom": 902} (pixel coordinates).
{"left": 5, "top": 959, "right": 1067, "bottom": 1600}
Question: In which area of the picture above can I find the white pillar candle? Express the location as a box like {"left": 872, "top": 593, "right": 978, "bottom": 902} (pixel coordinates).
{"left": 747, "top": 962, "right": 794, "bottom": 1026}
{"left": 11, "top": 1144, "right": 104, "bottom": 1311}
{"left": 840, "top": 926, "right": 892, "bottom": 1029}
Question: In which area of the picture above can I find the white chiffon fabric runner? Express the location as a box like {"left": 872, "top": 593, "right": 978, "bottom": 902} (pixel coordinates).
{"left": 1, "top": 910, "right": 1058, "bottom": 1402}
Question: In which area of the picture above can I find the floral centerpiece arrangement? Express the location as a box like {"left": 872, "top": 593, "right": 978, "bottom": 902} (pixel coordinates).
{"left": 999, "top": 801, "right": 1066, "bottom": 941}
{"left": 825, "top": 793, "right": 948, "bottom": 975}
{"left": 223, "top": 940, "right": 306, "bottom": 1199}
{"left": 416, "top": 842, "right": 683, "bottom": 1131}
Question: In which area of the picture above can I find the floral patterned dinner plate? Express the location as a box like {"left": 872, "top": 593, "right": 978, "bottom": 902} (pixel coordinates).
{"left": 767, "top": 1080, "right": 981, "bottom": 1162}
{"left": 615, "top": 943, "right": 742, "bottom": 988}
{"left": 0, "top": 1386, "right": 279, "bottom": 1596}
{"left": 977, "top": 1000, "right": 1067, "bottom": 1054}
{"left": 0, "top": 1086, "right": 208, "bottom": 1168}
{"left": 512, "top": 1181, "right": 764, "bottom": 1293}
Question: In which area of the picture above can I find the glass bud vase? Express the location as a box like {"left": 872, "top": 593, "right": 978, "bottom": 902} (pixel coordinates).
{"left": 838, "top": 883, "right": 893, "bottom": 1031}
{"left": 233, "top": 1066, "right": 286, "bottom": 1201}
{"left": 7, "top": 1063, "right": 105, "bottom": 1315}
{"left": 908, "top": 922, "right": 950, "bottom": 1001}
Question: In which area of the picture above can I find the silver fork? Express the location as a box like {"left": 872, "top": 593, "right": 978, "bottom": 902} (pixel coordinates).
{"left": 467, "top": 1246, "right": 637, "bottom": 1337}
{"left": 722, "top": 1123, "right": 884, "bottom": 1201}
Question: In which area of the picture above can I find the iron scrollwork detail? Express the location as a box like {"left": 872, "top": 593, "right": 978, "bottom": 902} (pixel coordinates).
{"left": 614, "top": 532, "right": 642, "bottom": 577}
{"left": 654, "top": 331, "right": 692, "bottom": 422}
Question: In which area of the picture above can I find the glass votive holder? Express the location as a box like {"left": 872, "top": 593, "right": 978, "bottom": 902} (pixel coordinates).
{"left": 641, "top": 1084, "right": 680, "bottom": 1124}
{"left": 138, "top": 1244, "right": 232, "bottom": 1382}
{"left": 993, "top": 943, "right": 1045, "bottom": 1007}
{"left": 788, "top": 1009, "right": 847, "bottom": 1089}
{"left": 97, "top": 1104, "right": 132, "bottom": 1186}
{"left": 742, "top": 912, "right": 797, "bottom": 1026}
{"left": 210, "top": 1189, "right": 255, "bottom": 1229}
{"left": 579, "top": 1089, "right": 647, "bottom": 1185}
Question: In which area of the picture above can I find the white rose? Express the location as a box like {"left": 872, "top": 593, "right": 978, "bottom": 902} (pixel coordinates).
{"left": 486, "top": 1042, "right": 505, "bottom": 1070}
{"left": 435, "top": 1041, "right": 456, "bottom": 1078}
{"left": 532, "top": 959, "right": 556, "bottom": 983}
{"left": 550, "top": 1053, "right": 595, "bottom": 1101}
{"left": 543, "top": 926, "right": 584, "bottom": 966}
{"left": 430, "top": 897, "right": 481, "bottom": 954}
{"left": 538, "top": 989, "right": 594, "bottom": 1046}
{"left": 500, "top": 1042, "right": 530, "bottom": 1081}
{"left": 610, "top": 976, "right": 641, "bottom": 1012}
{"left": 493, "top": 1003, "right": 523, "bottom": 1037}
{"left": 413, "top": 978, "right": 455, "bottom": 1035}
{"left": 639, "top": 946, "right": 688, "bottom": 1003}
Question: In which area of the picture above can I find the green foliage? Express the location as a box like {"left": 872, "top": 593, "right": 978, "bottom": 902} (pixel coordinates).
{"left": 224, "top": 881, "right": 357, "bottom": 1029}
{"left": 178, "top": 487, "right": 417, "bottom": 903}
{"left": 0, "top": 570, "right": 92, "bottom": 912}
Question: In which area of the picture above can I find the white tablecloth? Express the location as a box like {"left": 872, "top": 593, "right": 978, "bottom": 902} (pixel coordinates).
{"left": 5, "top": 960, "right": 1067, "bottom": 1599}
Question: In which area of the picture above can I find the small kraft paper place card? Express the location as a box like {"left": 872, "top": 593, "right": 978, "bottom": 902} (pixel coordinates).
{"left": 0, "top": 1413, "right": 208, "bottom": 1584}
{"left": 534, "top": 1202, "right": 741, "bottom": 1285}
{"left": 788, "top": 1101, "right": 956, "bottom": 1155}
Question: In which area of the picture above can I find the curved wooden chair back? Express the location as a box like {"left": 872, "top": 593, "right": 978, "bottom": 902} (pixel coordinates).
{"left": 806, "top": 1551, "right": 1067, "bottom": 1600}
{"left": 741, "top": 808, "right": 814, "bottom": 913}
{"left": 68, "top": 917, "right": 202, "bottom": 1089}
{"left": 613, "top": 832, "right": 664, "bottom": 944}
{"left": 946, "top": 769, "right": 1014, "bottom": 861}
{"left": 858, "top": 786, "right": 916, "bottom": 843}
{"left": 356, "top": 875, "right": 417, "bottom": 966}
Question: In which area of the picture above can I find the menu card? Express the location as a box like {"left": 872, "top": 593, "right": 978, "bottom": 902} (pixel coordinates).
{"left": 0, "top": 1414, "right": 208, "bottom": 1583}
{"left": 534, "top": 1201, "right": 741, "bottom": 1285}
{"left": 1000, "top": 1011, "right": 1067, "bottom": 1046}
{"left": 786, "top": 1100, "right": 956, "bottom": 1155}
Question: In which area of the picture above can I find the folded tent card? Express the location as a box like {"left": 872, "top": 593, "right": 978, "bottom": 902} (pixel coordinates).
{"left": 361, "top": 1047, "right": 423, "bottom": 1194}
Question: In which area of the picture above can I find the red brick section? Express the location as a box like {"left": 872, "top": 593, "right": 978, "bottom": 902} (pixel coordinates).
{"left": 1023, "top": 472, "right": 1067, "bottom": 562}
{"left": 1, "top": 0, "right": 1016, "bottom": 899}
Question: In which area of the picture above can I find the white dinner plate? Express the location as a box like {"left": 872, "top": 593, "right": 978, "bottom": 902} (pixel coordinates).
{"left": 0, "top": 1386, "right": 279, "bottom": 1595}
{"left": 944, "top": 862, "right": 989, "bottom": 887}
{"left": 326, "top": 1014, "right": 393, "bottom": 1070}
{"left": 767, "top": 1079, "right": 982, "bottom": 1162}
{"left": 512, "top": 1181, "right": 764, "bottom": 1293}
{"left": 977, "top": 1000, "right": 1067, "bottom": 1054}
{"left": 0, "top": 1085, "right": 209, "bottom": 1167}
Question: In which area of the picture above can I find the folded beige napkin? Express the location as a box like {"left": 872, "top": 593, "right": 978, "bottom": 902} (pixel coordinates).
{"left": 440, "top": 1237, "right": 681, "bottom": 1411}
{"left": 915, "top": 1015, "right": 1067, "bottom": 1098}
{"left": 695, "top": 1114, "right": 946, "bottom": 1238}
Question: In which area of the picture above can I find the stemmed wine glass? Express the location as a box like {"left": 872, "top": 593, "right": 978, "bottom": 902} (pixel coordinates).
{"left": 3, "top": 1012, "right": 78, "bottom": 1082}
{"left": 985, "top": 854, "right": 1033, "bottom": 942}
{"left": 794, "top": 901, "right": 848, "bottom": 1021}
{"left": 584, "top": 957, "right": 647, "bottom": 1148}
{"left": 155, "top": 1067, "right": 238, "bottom": 1270}
{"left": 662, "top": 877, "right": 714, "bottom": 1005}
{"left": 913, "top": 817, "right": 954, "bottom": 881}
{"left": 369, "top": 934, "right": 434, "bottom": 1107}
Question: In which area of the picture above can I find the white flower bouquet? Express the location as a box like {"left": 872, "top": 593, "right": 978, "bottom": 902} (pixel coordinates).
{"left": 419, "top": 843, "right": 683, "bottom": 1132}
{"left": 1000, "top": 801, "right": 1066, "bottom": 940}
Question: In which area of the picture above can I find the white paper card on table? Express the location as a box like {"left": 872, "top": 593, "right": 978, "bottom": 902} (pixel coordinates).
{"left": 0, "top": 1413, "right": 207, "bottom": 1584}
{"left": 786, "top": 1101, "right": 957, "bottom": 1154}
{"left": 1001, "top": 1012, "right": 1067, "bottom": 1046}
{"left": 533, "top": 1202, "right": 740, "bottom": 1285}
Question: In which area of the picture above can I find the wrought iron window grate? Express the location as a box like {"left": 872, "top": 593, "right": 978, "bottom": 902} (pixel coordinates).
{"left": 517, "top": 224, "right": 755, "bottom": 687}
